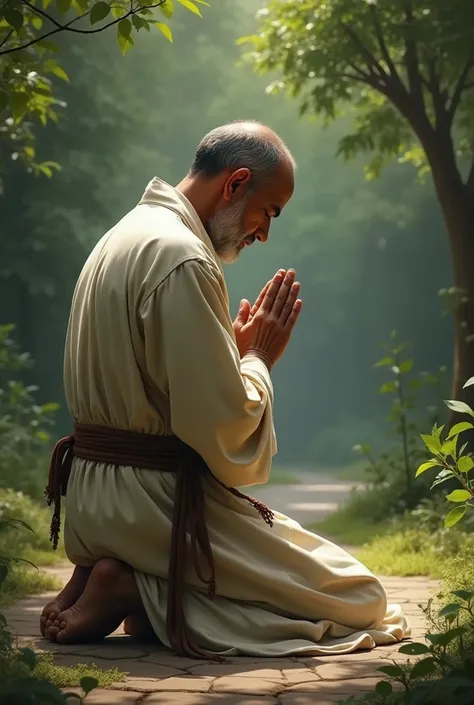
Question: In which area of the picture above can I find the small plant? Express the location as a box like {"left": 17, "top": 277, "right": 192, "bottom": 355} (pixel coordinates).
{"left": 353, "top": 331, "right": 447, "bottom": 510}
{"left": 416, "top": 376, "right": 474, "bottom": 529}
{"left": 0, "top": 324, "right": 59, "bottom": 498}
{"left": 354, "top": 590, "right": 474, "bottom": 704}
{"left": 339, "top": 376, "right": 474, "bottom": 705}
{"left": 0, "top": 519, "right": 98, "bottom": 704}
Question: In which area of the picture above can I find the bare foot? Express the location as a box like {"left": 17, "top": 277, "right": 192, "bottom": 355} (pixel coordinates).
{"left": 46, "top": 558, "right": 142, "bottom": 645}
{"left": 123, "top": 612, "right": 157, "bottom": 642}
{"left": 40, "top": 566, "right": 92, "bottom": 637}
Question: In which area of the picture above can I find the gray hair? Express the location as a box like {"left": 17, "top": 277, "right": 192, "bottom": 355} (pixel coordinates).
{"left": 189, "top": 120, "right": 295, "bottom": 188}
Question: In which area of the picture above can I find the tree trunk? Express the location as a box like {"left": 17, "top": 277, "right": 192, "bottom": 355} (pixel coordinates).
{"left": 428, "top": 140, "right": 474, "bottom": 411}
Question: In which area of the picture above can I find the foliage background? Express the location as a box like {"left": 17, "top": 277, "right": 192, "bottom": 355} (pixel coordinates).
{"left": 0, "top": 0, "right": 453, "bottom": 468}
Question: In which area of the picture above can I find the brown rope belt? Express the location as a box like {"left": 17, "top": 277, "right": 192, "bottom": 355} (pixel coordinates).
{"left": 45, "top": 423, "right": 274, "bottom": 659}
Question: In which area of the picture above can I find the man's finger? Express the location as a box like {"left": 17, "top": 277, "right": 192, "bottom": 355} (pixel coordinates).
{"left": 279, "top": 282, "right": 300, "bottom": 325}
{"left": 271, "top": 269, "right": 296, "bottom": 317}
{"left": 260, "top": 270, "right": 287, "bottom": 313}
{"left": 235, "top": 299, "right": 251, "bottom": 327}
{"left": 250, "top": 280, "right": 271, "bottom": 317}
{"left": 284, "top": 299, "right": 303, "bottom": 331}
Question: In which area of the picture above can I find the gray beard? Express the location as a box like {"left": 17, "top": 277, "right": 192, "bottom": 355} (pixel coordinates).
{"left": 207, "top": 195, "right": 249, "bottom": 264}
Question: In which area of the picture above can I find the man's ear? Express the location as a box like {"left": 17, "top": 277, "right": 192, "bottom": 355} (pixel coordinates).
{"left": 223, "top": 168, "right": 251, "bottom": 201}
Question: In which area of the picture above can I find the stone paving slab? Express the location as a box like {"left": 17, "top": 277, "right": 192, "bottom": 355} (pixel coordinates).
{"left": 3, "top": 571, "right": 438, "bottom": 705}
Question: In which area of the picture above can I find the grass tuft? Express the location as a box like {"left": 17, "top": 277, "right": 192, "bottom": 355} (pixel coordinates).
{"left": 35, "top": 653, "right": 126, "bottom": 688}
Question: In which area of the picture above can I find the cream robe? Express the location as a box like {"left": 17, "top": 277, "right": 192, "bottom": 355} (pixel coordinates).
{"left": 63, "top": 177, "right": 409, "bottom": 656}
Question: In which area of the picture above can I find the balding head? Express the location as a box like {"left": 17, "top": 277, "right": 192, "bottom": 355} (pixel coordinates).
{"left": 189, "top": 120, "right": 295, "bottom": 189}
{"left": 178, "top": 121, "right": 295, "bottom": 263}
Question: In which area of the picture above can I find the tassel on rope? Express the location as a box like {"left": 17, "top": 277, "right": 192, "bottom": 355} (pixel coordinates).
{"left": 44, "top": 434, "right": 75, "bottom": 550}
{"left": 227, "top": 486, "right": 274, "bottom": 527}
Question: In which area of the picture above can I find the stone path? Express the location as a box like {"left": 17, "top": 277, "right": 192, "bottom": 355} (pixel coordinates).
{"left": 3, "top": 477, "right": 438, "bottom": 704}
{"left": 251, "top": 471, "right": 364, "bottom": 526}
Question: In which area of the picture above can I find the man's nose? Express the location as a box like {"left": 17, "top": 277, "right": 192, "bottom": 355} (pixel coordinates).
{"left": 256, "top": 224, "right": 270, "bottom": 243}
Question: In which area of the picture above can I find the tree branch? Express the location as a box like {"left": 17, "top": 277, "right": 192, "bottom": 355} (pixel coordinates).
{"left": 368, "top": 4, "right": 400, "bottom": 81}
{"left": 0, "top": 28, "right": 13, "bottom": 49}
{"left": 339, "top": 22, "right": 388, "bottom": 82}
{"left": 448, "top": 53, "right": 474, "bottom": 122}
{"left": 0, "top": 0, "right": 166, "bottom": 55}
{"left": 402, "top": 2, "right": 425, "bottom": 109}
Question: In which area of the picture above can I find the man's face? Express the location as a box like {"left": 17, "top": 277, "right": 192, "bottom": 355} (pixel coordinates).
{"left": 208, "top": 162, "right": 294, "bottom": 263}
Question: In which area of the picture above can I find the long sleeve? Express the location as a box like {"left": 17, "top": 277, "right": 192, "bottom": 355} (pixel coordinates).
{"left": 139, "top": 257, "right": 277, "bottom": 488}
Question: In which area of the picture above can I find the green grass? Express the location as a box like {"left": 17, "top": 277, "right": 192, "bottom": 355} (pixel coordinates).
{"left": 309, "top": 505, "right": 390, "bottom": 546}
{"left": 0, "top": 565, "right": 60, "bottom": 607}
{"left": 0, "top": 650, "right": 126, "bottom": 691}
{"left": 35, "top": 653, "right": 126, "bottom": 688}
{"left": 355, "top": 528, "right": 447, "bottom": 578}
{"left": 0, "top": 488, "right": 66, "bottom": 604}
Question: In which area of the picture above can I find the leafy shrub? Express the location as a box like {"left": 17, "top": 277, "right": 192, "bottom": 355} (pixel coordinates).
{"left": 0, "top": 489, "right": 63, "bottom": 605}
{"left": 339, "top": 379, "right": 474, "bottom": 705}
{"left": 0, "top": 519, "right": 98, "bottom": 704}
{"left": 415, "top": 376, "right": 474, "bottom": 529}
{"left": 353, "top": 331, "right": 448, "bottom": 512}
{"left": 0, "top": 324, "right": 59, "bottom": 499}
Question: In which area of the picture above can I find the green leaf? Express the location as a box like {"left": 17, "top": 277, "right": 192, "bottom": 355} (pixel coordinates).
{"left": 10, "top": 92, "right": 29, "bottom": 123}
{"left": 132, "top": 15, "right": 149, "bottom": 30}
{"left": 409, "top": 657, "right": 437, "bottom": 680}
{"left": 458, "top": 456, "right": 474, "bottom": 473}
{"left": 446, "top": 489, "right": 472, "bottom": 503}
{"left": 36, "top": 39, "right": 60, "bottom": 53}
{"left": 445, "top": 505, "right": 468, "bottom": 528}
{"left": 441, "top": 436, "right": 457, "bottom": 458}
{"left": 41, "top": 402, "right": 60, "bottom": 412}
{"left": 50, "top": 64, "right": 69, "bottom": 82}
{"left": 380, "top": 381, "right": 397, "bottom": 394}
{"left": 159, "top": 0, "right": 174, "bottom": 18}
{"left": 377, "top": 664, "right": 404, "bottom": 678}
{"left": 375, "top": 356, "right": 394, "bottom": 368}
{"left": 90, "top": 1, "right": 111, "bottom": 24}
{"left": 420, "top": 433, "right": 441, "bottom": 455}
{"left": 0, "top": 564, "right": 8, "bottom": 586}
{"left": 0, "top": 518, "right": 34, "bottom": 533}
{"left": 426, "top": 626, "right": 467, "bottom": 646}
{"left": 4, "top": 9, "right": 24, "bottom": 32}
{"left": 375, "top": 681, "right": 393, "bottom": 696}
{"left": 415, "top": 460, "right": 439, "bottom": 478}
{"left": 80, "top": 677, "right": 98, "bottom": 695}
{"left": 117, "top": 32, "right": 134, "bottom": 55}
{"left": 438, "top": 603, "right": 462, "bottom": 618}
{"left": 118, "top": 17, "right": 132, "bottom": 37}
{"left": 448, "top": 421, "right": 474, "bottom": 438}
{"left": 155, "top": 22, "right": 173, "bottom": 42}
{"left": 399, "top": 642, "right": 430, "bottom": 655}
{"left": 177, "top": 0, "right": 202, "bottom": 15}
{"left": 445, "top": 399, "right": 474, "bottom": 417}
{"left": 463, "top": 376, "right": 474, "bottom": 389}
{"left": 452, "top": 590, "right": 474, "bottom": 601}
{"left": 56, "top": 0, "right": 72, "bottom": 12}
{"left": 19, "top": 647, "right": 37, "bottom": 670}
{"left": 399, "top": 359, "right": 413, "bottom": 374}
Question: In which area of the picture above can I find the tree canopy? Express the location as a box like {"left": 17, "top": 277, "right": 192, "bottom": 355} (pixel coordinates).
{"left": 0, "top": 0, "right": 206, "bottom": 187}
{"left": 245, "top": 0, "right": 474, "bottom": 181}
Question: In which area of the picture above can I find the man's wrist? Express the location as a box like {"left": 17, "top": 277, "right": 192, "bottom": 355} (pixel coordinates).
{"left": 244, "top": 349, "right": 273, "bottom": 371}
